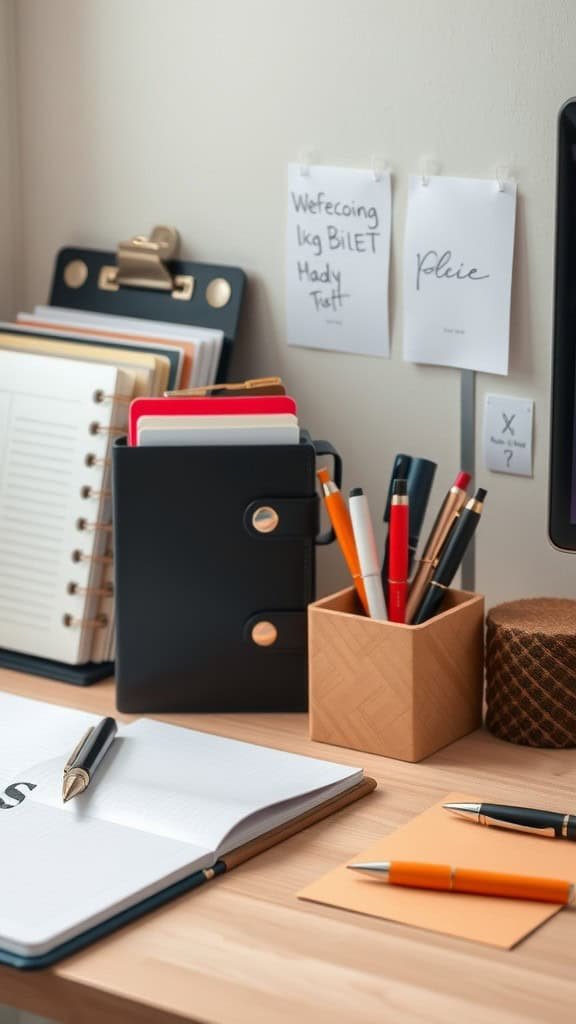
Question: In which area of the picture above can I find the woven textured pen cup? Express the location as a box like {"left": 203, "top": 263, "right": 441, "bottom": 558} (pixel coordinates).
{"left": 308, "top": 586, "right": 484, "bottom": 762}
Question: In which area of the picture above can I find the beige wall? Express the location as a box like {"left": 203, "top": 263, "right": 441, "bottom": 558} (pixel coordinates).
{"left": 9, "top": 0, "right": 576, "bottom": 606}
{"left": 0, "top": 0, "right": 21, "bottom": 319}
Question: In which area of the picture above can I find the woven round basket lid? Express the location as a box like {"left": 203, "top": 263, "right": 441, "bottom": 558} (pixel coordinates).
{"left": 486, "top": 597, "right": 576, "bottom": 748}
{"left": 488, "top": 597, "right": 576, "bottom": 636}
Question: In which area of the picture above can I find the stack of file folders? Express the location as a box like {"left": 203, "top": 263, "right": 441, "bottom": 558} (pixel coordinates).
{"left": 0, "top": 304, "right": 233, "bottom": 682}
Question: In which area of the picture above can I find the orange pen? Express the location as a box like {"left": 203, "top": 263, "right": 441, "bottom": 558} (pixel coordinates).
{"left": 347, "top": 860, "right": 575, "bottom": 904}
{"left": 317, "top": 468, "right": 369, "bottom": 615}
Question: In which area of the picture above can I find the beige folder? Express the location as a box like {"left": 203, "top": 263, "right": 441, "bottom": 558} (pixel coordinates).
{"left": 0, "top": 333, "right": 169, "bottom": 396}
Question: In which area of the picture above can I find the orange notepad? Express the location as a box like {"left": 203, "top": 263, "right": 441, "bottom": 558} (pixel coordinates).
{"left": 298, "top": 791, "right": 576, "bottom": 948}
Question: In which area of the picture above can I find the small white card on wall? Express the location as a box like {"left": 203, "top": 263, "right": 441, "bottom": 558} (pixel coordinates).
{"left": 286, "top": 164, "right": 391, "bottom": 357}
{"left": 403, "top": 175, "right": 517, "bottom": 375}
{"left": 483, "top": 394, "right": 534, "bottom": 476}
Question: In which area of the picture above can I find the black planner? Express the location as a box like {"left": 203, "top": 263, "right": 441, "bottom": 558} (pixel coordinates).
{"left": 112, "top": 434, "right": 340, "bottom": 712}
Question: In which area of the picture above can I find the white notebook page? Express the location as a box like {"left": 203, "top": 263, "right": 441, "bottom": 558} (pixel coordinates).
{"left": 0, "top": 693, "right": 100, "bottom": 790}
{"left": 1, "top": 695, "right": 362, "bottom": 855}
{"left": 30, "top": 719, "right": 362, "bottom": 852}
{"left": 0, "top": 804, "right": 207, "bottom": 957}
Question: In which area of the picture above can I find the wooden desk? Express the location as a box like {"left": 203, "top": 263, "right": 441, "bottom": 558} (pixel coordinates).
{"left": 1, "top": 669, "right": 576, "bottom": 1024}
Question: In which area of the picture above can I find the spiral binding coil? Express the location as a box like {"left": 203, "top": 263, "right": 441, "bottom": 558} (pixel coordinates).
{"left": 62, "top": 613, "right": 108, "bottom": 629}
{"left": 80, "top": 485, "right": 112, "bottom": 500}
{"left": 71, "top": 548, "right": 113, "bottom": 564}
{"left": 89, "top": 421, "right": 125, "bottom": 436}
{"left": 85, "top": 453, "right": 111, "bottom": 468}
{"left": 93, "top": 389, "right": 132, "bottom": 405}
{"left": 59, "top": 393, "right": 123, "bottom": 647}
{"left": 76, "top": 517, "right": 113, "bottom": 533}
{"left": 67, "top": 581, "right": 114, "bottom": 597}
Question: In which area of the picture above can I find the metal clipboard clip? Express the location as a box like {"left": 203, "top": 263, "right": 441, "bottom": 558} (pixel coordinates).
{"left": 98, "top": 225, "right": 194, "bottom": 300}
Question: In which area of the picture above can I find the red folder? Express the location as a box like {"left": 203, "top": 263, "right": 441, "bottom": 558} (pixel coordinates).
{"left": 129, "top": 395, "right": 298, "bottom": 445}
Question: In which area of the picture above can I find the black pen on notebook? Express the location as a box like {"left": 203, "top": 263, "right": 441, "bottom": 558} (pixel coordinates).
{"left": 62, "top": 717, "right": 118, "bottom": 802}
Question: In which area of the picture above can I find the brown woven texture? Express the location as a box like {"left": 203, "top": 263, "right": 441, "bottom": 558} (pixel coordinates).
{"left": 485, "top": 598, "right": 576, "bottom": 748}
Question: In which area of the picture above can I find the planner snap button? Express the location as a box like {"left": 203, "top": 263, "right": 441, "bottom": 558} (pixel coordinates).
{"left": 252, "top": 506, "right": 280, "bottom": 534}
{"left": 251, "top": 622, "right": 278, "bottom": 647}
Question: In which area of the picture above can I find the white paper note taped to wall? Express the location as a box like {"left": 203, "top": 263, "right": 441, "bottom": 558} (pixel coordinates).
{"left": 483, "top": 394, "right": 534, "bottom": 477}
{"left": 403, "top": 175, "right": 517, "bottom": 375}
{"left": 286, "top": 164, "right": 391, "bottom": 357}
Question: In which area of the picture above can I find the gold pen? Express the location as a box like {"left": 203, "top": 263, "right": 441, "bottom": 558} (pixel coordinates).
{"left": 406, "top": 471, "right": 471, "bottom": 623}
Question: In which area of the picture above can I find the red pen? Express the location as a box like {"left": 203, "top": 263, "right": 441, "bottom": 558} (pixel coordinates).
{"left": 388, "top": 479, "right": 409, "bottom": 623}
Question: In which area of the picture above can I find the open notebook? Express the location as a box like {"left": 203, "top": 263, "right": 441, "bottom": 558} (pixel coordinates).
{"left": 0, "top": 693, "right": 373, "bottom": 968}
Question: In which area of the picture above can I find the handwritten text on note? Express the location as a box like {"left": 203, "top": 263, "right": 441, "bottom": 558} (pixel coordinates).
{"left": 286, "top": 164, "right": 391, "bottom": 357}
{"left": 403, "top": 175, "right": 517, "bottom": 375}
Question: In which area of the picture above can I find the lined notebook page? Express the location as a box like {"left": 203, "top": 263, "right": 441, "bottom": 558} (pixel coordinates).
{"left": 29, "top": 719, "right": 362, "bottom": 853}
{"left": 0, "top": 350, "right": 130, "bottom": 664}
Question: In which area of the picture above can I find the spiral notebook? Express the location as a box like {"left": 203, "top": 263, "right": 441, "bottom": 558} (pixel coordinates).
{"left": 0, "top": 348, "right": 133, "bottom": 665}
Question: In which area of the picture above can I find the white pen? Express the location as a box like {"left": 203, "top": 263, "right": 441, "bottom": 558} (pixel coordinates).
{"left": 349, "top": 488, "right": 387, "bottom": 620}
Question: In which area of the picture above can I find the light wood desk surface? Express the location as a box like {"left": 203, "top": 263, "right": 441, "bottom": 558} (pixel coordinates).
{"left": 1, "top": 669, "right": 576, "bottom": 1024}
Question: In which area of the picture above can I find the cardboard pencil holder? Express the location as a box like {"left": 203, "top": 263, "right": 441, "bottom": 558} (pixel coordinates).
{"left": 308, "top": 587, "right": 484, "bottom": 762}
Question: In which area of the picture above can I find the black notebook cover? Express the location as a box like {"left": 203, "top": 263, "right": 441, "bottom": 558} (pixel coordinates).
{"left": 113, "top": 434, "right": 325, "bottom": 713}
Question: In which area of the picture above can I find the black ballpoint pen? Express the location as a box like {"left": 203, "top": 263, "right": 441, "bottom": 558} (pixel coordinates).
{"left": 412, "top": 487, "right": 486, "bottom": 624}
{"left": 444, "top": 801, "right": 576, "bottom": 841}
{"left": 62, "top": 717, "right": 118, "bottom": 803}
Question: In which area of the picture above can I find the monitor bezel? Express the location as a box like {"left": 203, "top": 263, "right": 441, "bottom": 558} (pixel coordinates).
{"left": 549, "top": 98, "right": 576, "bottom": 551}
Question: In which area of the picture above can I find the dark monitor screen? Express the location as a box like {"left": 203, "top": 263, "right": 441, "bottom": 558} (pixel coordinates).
{"left": 549, "top": 99, "right": 576, "bottom": 550}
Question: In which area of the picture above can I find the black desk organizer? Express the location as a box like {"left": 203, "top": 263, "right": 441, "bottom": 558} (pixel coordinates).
{"left": 0, "top": 226, "right": 246, "bottom": 686}
{"left": 112, "top": 434, "right": 341, "bottom": 712}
